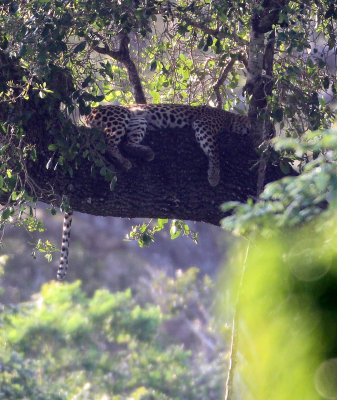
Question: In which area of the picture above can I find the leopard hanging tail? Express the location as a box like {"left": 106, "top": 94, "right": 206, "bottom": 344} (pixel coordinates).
{"left": 57, "top": 211, "right": 73, "bottom": 281}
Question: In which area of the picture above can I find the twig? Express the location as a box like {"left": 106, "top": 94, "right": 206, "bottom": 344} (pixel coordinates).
{"left": 225, "top": 240, "right": 250, "bottom": 400}
{"left": 256, "top": 30, "right": 275, "bottom": 197}
{"left": 184, "top": 18, "right": 249, "bottom": 47}
{"left": 213, "top": 58, "right": 236, "bottom": 109}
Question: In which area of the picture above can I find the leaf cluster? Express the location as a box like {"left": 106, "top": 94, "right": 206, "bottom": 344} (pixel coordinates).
{"left": 1, "top": 270, "right": 225, "bottom": 400}
{"left": 127, "top": 219, "right": 198, "bottom": 248}
{"left": 222, "top": 128, "right": 337, "bottom": 236}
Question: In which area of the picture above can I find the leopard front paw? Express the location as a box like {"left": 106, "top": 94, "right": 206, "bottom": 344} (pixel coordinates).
{"left": 123, "top": 159, "right": 133, "bottom": 170}
{"left": 208, "top": 166, "right": 220, "bottom": 187}
{"left": 124, "top": 143, "right": 155, "bottom": 161}
{"left": 144, "top": 147, "right": 155, "bottom": 161}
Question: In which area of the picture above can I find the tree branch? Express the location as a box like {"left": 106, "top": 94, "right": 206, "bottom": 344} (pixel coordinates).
{"left": 252, "top": 0, "right": 289, "bottom": 34}
{"left": 245, "top": 1, "right": 289, "bottom": 143}
{"left": 213, "top": 58, "right": 236, "bottom": 109}
{"left": 244, "top": 2, "right": 287, "bottom": 196}
{"left": 91, "top": 33, "right": 147, "bottom": 104}
{"left": 184, "top": 18, "right": 249, "bottom": 47}
{"left": 2, "top": 111, "right": 287, "bottom": 226}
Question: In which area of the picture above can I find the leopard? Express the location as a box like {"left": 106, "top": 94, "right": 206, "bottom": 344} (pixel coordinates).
{"left": 56, "top": 104, "right": 250, "bottom": 280}
{"left": 84, "top": 104, "right": 250, "bottom": 187}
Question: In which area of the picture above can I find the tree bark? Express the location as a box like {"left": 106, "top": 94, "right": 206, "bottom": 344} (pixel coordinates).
{"left": 91, "top": 33, "right": 147, "bottom": 104}
{"left": 244, "top": 1, "right": 289, "bottom": 196}
{"left": 13, "top": 120, "right": 287, "bottom": 226}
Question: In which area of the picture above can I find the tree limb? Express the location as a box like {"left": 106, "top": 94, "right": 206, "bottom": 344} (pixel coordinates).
{"left": 244, "top": 2, "right": 287, "bottom": 196}
{"left": 213, "top": 58, "right": 236, "bottom": 109}
{"left": 91, "top": 33, "right": 147, "bottom": 104}
{"left": 3, "top": 112, "right": 287, "bottom": 226}
{"left": 184, "top": 18, "right": 249, "bottom": 47}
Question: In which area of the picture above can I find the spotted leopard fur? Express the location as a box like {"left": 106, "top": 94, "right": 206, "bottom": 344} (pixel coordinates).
{"left": 84, "top": 104, "right": 250, "bottom": 187}
{"left": 57, "top": 211, "right": 73, "bottom": 281}
{"left": 56, "top": 104, "right": 249, "bottom": 280}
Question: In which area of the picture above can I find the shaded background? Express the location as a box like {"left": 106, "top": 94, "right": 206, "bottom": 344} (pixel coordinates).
{"left": 0, "top": 206, "right": 230, "bottom": 304}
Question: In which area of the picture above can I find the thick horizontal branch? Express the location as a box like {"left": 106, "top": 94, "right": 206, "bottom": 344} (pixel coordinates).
{"left": 23, "top": 123, "right": 287, "bottom": 226}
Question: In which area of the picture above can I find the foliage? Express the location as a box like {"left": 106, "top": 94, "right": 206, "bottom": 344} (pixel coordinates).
{"left": 1, "top": 269, "right": 226, "bottom": 400}
{"left": 126, "top": 219, "right": 198, "bottom": 247}
{"left": 221, "top": 127, "right": 337, "bottom": 236}
{"left": 220, "top": 216, "right": 337, "bottom": 399}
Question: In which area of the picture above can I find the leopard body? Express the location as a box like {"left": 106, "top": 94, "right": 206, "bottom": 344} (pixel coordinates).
{"left": 56, "top": 104, "right": 250, "bottom": 280}
{"left": 84, "top": 104, "right": 250, "bottom": 187}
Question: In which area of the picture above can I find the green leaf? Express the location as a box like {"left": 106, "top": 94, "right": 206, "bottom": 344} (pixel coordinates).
{"left": 30, "top": 148, "right": 37, "bottom": 162}
{"left": 0, "top": 34, "right": 8, "bottom": 50}
{"left": 157, "top": 219, "right": 168, "bottom": 229}
{"left": 2, "top": 208, "right": 12, "bottom": 220}
{"left": 150, "top": 60, "right": 157, "bottom": 71}
{"left": 323, "top": 77, "right": 330, "bottom": 90}
{"left": 170, "top": 229, "right": 181, "bottom": 240}
{"left": 271, "top": 107, "right": 284, "bottom": 122}
{"left": 105, "top": 62, "right": 114, "bottom": 79}
{"left": 221, "top": 201, "right": 241, "bottom": 213}
{"left": 170, "top": 224, "right": 181, "bottom": 239}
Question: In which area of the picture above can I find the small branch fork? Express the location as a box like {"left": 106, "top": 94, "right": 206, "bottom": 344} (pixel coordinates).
{"left": 213, "top": 58, "right": 236, "bottom": 109}
{"left": 90, "top": 32, "right": 147, "bottom": 104}
{"left": 185, "top": 18, "right": 249, "bottom": 47}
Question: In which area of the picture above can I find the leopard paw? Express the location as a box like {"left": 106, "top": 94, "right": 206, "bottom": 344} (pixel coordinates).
{"left": 123, "top": 159, "right": 132, "bottom": 170}
{"left": 124, "top": 143, "right": 155, "bottom": 161}
{"left": 144, "top": 148, "right": 155, "bottom": 161}
{"left": 208, "top": 166, "right": 220, "bottom": 187}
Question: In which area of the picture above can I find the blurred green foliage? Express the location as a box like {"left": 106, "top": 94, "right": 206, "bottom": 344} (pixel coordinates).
{"left": 221, "top": 215, "right": 337, "bottom": 400}
{"left": 0, "top": 269, "right": 226, "bottom": 400}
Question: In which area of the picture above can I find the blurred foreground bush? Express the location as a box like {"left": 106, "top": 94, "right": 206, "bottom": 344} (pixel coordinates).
{"left": 223, "top": 216, "right": 337, "bottom": 400}
{"left": 0, "top": 270, "right": 225, "bottom": 400}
